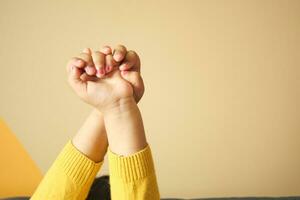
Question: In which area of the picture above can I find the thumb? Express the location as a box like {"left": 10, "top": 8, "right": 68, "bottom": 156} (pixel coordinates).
{"left": 70, "top": 65, "right": 84, "bottom": 83}
{"left": 67, "top": 58, "right": 84, "bottom": 83}
{"left": 120, "top": 71, "right": 144, "bottom": 102}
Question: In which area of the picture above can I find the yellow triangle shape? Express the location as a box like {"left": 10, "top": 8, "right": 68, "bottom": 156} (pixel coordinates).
{"left": 0, "top": 118, "right": 42, "bottom": 198}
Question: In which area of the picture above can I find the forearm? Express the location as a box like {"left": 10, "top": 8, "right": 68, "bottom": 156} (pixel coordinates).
{"left": 103, "top": 96, "right": 147, "bottom": 156}
{"left": 103, "top": 96, "right": 160, "bottom": 199}
{"left": 72, "top": 109, "right": 108, "bottom": 162}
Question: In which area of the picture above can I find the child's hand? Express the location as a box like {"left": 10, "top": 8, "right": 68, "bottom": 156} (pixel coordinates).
{"left": 108, "top": 45, "right": 144, "bottom": 103}
{"left": 66, "top": 45, "right": 144, "bottom": 113}
{"left": 83, "top": 45, "right": 145, "bottom": 103}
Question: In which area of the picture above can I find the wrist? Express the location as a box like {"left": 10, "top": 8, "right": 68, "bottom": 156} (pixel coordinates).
{"left": 99, "top": 96, "right": 138, "bottom": 118}
{"left": 92, "top": 108, "right": 103, "bottom": 118}
{"left": 102, "top": 96, "right": 147, "bottom": 156}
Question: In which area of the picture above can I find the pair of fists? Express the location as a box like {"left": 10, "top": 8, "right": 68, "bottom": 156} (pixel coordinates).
{"left": 66, "top": 45, "right": 144, "bottom": 113}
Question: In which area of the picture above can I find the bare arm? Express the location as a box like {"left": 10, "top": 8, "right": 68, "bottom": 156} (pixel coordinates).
{"left": 103, "top": 96, "right": 147, "bottom": 156}
{"left": 72, "top": 109, "right": 108, "bottom": 162}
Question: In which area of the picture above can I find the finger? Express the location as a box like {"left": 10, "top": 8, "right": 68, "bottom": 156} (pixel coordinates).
{"left": 66, "top": 57, "right": 85, "bottom": 74}
{"left": 67, "top": 48, "right": 93, "bottom": 86}
{"left": 68, "top": 65, "right": 85, "bottom": 87}
{"left": 81, "top": 48, "right": 96, "bottom": 76}
{"left": 80, "top": 73, "right": 98, "bottom": 82}
{"left": 119, "top": 50, "right": 140, "bottom": 72}
{"left": 77, "top": 51, "right": 95, "bottom": 78}
{"left": 100, "top": 45, "right": 112, "bottom": 55}
{"left": 77, "top": 52, "right": 94, "bottom": 66}
{"left": 92, "top": 51, "right": 106, "bottom": 78}
{"left": 105, "top": 54, "right": 117, "bottom": 73}
{"left": 83, "top": 47, "right": 92, "bottom": 55}
{"left": 85, "top": 65, "right": 97, "bottom": 76}
{"left": 120, "top": 71, "right": 144, "bottom": 103}
{"left": 71, "top": 65, "right": 83, "bottom": 80}
{"left": 113, "top": 44, "right": 127, "bottom": 62}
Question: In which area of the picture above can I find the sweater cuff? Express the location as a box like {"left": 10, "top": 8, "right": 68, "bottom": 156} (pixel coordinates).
{"left": 55, "top": 140, "right": 102, "bottom": 186}
{"left": 108, "top": 144, "right": 155, "bottom": 182}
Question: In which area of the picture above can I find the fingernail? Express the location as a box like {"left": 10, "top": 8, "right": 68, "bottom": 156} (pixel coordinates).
{"left": 99, "top": 68, "right": 105, "bottom": 75}
{"left": 96, "top": 70, "right": 101, "bottom": 78}
{"left": 106, "top": 66, "right": 111, "bottom": 72}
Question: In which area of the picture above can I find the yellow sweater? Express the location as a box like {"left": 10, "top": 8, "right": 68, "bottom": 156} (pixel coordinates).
{"left": 30, "top": 141, "right": 160, "bottom": 200}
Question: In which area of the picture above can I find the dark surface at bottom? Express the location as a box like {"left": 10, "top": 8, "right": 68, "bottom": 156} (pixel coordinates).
{"left": 2, "top": 196, "right": 300, "bottom": 200}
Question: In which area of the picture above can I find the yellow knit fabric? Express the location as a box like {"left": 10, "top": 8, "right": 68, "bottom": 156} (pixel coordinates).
{"left": 30, "top": 141, "right": 160, "bottom": 200}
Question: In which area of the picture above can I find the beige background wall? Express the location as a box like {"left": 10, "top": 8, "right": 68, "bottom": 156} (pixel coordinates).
{"left": 0, "top": 0, "right": 299, "bottom": 198}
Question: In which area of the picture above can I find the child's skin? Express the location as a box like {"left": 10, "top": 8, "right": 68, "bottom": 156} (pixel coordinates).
{"left": 66, "top": 45, "right": 147, "bottom": 162}
{"left": 31, "top": 45, "right": 159, "bottom": 199}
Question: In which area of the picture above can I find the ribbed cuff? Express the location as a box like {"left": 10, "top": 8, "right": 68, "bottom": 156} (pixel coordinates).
{"left": 55, "top": 141, "right": 102, "bottom": 186}
{"left": 108, "top": 145, "right": 155, "bottom": 182}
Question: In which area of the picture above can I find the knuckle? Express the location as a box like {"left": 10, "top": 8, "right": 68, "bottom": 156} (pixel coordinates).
{"left": 128, "top": 50, "right": 137, "bottom": 55}
{"left": 102, "top": 45, "right": 112, "bottom": 51}
{"left": 100, "top": 46, "right": 112, "bottom": 54}
{"left": 102, "top": 45, "right": 111, "bottom": 49}
{"left": 116, "top": 44, "right": 126, "bottom": 50}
